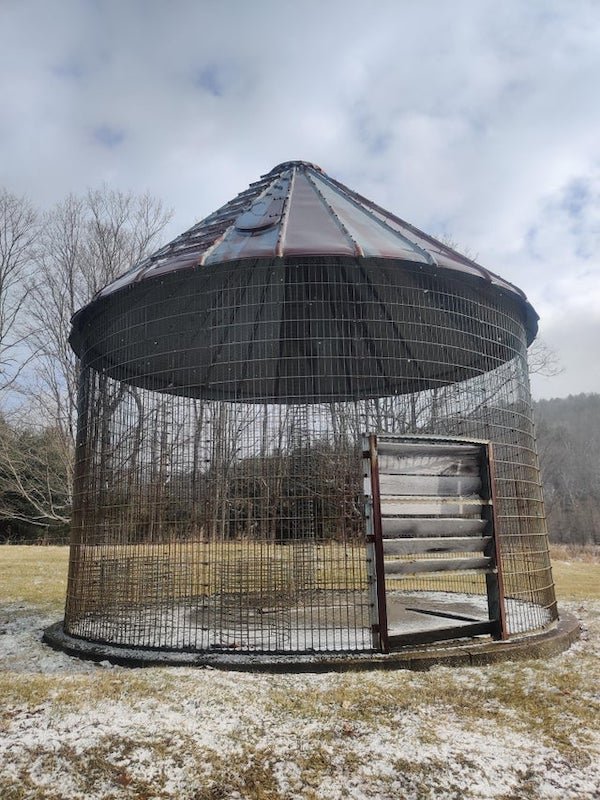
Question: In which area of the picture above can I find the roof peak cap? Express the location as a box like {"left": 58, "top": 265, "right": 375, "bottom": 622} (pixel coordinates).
{"left": 266, "top": 160, "right": 323, "bottom": 175}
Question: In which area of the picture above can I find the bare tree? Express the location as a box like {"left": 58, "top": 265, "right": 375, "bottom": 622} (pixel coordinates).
{"left": 535, "top": 393, "right": 600, "bottom": 545}
{"left": 527, "top": 338, "right": 564, "bottom": 378}
{"left": 25, "top": 187, "right": 172, "bottom": 444}
{"left": 0, "top": 187, "right": 172, "bottom": 537}
{"left": 0, "top": 418, "right": 70, "bottom": 533}
{"left": 0, "top": 189, "right": 38, "bottom": 394}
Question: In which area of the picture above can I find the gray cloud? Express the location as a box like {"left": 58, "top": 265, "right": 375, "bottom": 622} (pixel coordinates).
{"left": 92, "top": 125, "right": 125, "bottom": 148}
{"left": 531, "top": 314, "right": 600, "bottom": 399}
{"left": 0, "top": 0, "right": 599, "bottom": 398}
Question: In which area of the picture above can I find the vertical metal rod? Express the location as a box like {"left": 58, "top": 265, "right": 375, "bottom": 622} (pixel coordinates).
{"left": 485, "top": 443, "right": 508, "bottom": 640}
{"left": 363, "top": 437, "right": 378, "bottom": 649}
{"left": 369, "top": 433, "right": 389, "bottom": 653}
{"left": 65, "top": 365, "right": 90, "bottom": 619}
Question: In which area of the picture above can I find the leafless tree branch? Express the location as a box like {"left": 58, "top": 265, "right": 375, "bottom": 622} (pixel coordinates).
{"left": 0, "top": 188, "right": 38, "bottom": 393}
{"left": 0, "top": 186, "right": 172, "bottom": 536}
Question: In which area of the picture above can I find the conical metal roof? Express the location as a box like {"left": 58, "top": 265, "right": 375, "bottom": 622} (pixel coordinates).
{"left": 95, "top": 160, "right": 535, "bottom": 327}
{"left": 70, "top": 161, "right": 539, "bottom": 403}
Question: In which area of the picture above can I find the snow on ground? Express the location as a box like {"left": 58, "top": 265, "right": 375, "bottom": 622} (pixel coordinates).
{"left": 1, "top": 601, "right": 599, "bottom": 799}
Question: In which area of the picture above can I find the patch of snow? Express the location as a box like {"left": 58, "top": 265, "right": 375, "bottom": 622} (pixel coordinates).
{"left": 0, "top": 600, "right": 598, "bottom": 799}
{"left": 63, "top": 591, "right": 552, "bottom": 657}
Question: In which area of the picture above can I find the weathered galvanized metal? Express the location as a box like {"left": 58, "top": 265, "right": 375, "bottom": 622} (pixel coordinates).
{"left": 81, "top": 161, "right": 536, "bottom": 305}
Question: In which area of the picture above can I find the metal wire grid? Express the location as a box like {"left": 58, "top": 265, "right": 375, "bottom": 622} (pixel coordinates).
{"left": 66, "top": 387, "right": 371, "bottom": 652}
{"left": 65, "top": 258, "right": 556, "bottom": 653}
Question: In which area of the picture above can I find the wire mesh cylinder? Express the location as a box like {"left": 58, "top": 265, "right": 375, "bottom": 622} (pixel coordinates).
{"left": 65, "top": 257, "right": 557, "bottom": 654}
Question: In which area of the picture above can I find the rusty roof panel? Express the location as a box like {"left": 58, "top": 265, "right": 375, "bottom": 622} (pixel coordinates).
{"left": 312, "top": 173, "right": 428, "bottom": 262}
{"left": 282, "top": 170, "right": 355, "bottom": 256}
{"left": 89, "top": 161, "right": 536, "bottom": 339}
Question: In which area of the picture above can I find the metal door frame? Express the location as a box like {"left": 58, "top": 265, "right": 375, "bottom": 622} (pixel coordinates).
{"left": 363, "top": 433, "right": 507, "bottom": 652}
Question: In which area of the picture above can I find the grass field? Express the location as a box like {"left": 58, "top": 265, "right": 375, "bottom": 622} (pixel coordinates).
{"left": 0, "top": 544, "right": 599, "bottom": 799}
{"left": 2, "top": 543, "right": 597, "bottom": 607}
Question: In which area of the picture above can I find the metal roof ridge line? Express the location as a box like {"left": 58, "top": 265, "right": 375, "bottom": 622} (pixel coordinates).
{"left": 327, "top": 176, "right": 506, "bottom": 287}
{"left": 319, "top": 171, "right": 438, "bottom": 267}
{"left": 275, "top": 166, "right": 296, "bottom": 258}
{"left": 306, "top": 169, "right": 364, "bottom": 257}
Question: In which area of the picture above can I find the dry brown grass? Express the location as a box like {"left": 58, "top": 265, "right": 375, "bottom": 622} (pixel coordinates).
{"left": 1, "top": 542, "right": 597, "bottom": 610}
{"left": 549, "top": 543, "right": 600, "bottom": 564}
{"left": 0, "top": 545, "right": 68, "bottom": 608}
{"left": 549, "top": 545, "right": 600, "bottom": 601}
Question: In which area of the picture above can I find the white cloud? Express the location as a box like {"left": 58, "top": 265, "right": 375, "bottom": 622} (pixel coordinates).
{"left": 0, "top": 0, "right": 599, "bottom": 397}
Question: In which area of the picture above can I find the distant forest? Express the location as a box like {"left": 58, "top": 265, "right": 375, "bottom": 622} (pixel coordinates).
{"left": 2, "top": 392, "right": 598, "bottom": 546}
{"left": 534, "top": 392, "right": 600, "bottom": 545}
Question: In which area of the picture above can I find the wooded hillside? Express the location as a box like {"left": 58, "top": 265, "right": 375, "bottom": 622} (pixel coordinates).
{"left": 534, "top": 392, "right": 600, "bottom": 545}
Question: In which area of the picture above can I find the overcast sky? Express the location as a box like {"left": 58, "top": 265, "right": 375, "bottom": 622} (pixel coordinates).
{"left": 1, "top": 0, "right": 599, "bottom": 400}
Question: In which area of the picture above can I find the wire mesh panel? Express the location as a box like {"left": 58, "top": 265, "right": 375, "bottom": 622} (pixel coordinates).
{"left": 65, "top": 256, "right": 557, "bottom": 656}
{"left": 67, "top": 388, "right": 370, "bottom": 652}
